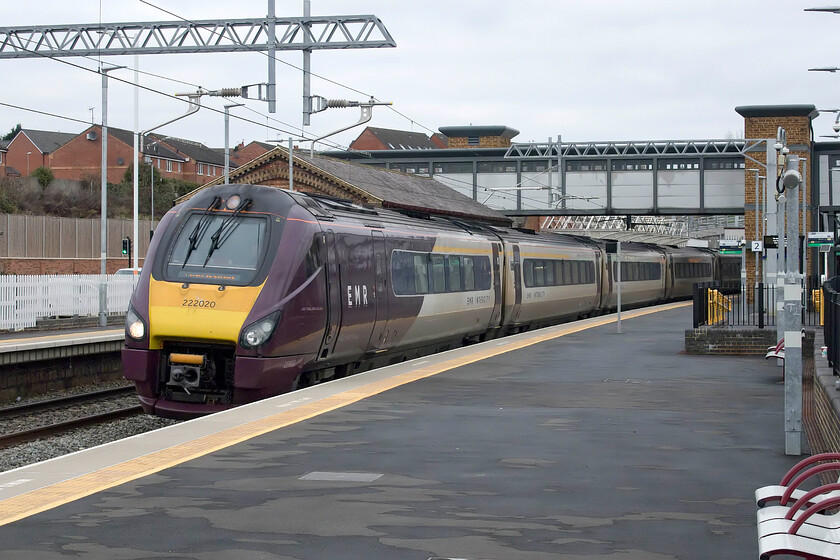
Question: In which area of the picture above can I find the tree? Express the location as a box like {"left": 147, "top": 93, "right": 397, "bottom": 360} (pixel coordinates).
{"left": 31, "top": 166, "right": 54, "bottom": 187}
{"left": 2, "top": 123, "right": 21, "bottom": 141}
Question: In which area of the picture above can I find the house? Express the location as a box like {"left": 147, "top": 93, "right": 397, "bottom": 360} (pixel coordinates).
{"left": 154, "top": 135, "right": 228, "bottom": 184}
{"left": 350, "top": 126, "right": 441, "bottom": 151}
{"left": 5, "top": 129, "right": 77, "bottom": 177}
{"left": 42, "top": 126, "right": 185, "bottom": 184}
{"left": 0, "top": 140, "right": 7, "bottom": 176}
{"left": 6, "top": 125, "right": 228, "bottom": 185}
{"left": 227, "top": 140, "right": 273, "bottom": 169}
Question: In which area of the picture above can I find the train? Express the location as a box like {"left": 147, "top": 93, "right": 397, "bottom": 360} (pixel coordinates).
{"left": 122, "top": 183, "right": 740, "bottom": 418}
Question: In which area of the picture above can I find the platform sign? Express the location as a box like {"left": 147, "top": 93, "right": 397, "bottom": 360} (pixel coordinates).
{"left": 750, "top": 240, "right": 764, "bottom": 252}
{"left": 719, "top": 240, "right": 742, "bottom": 255}
{"left": 807, "top": 231, "right": 834, "bottom": 248}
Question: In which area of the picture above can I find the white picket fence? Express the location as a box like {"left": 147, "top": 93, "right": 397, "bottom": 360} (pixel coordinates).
{"left": 0, "top": 274, "right": 139, "bottom": 331}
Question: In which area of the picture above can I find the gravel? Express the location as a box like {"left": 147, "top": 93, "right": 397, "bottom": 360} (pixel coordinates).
{"left": 0, "top": 383, "right": 180, "bottom": 473}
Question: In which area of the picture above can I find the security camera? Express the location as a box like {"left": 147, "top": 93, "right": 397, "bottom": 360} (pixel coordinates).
{"left": 781, "top": 147, "right": 790, "bottom": 155}
{"left": 833, "top": 122, "right": 840, "bottom": 133}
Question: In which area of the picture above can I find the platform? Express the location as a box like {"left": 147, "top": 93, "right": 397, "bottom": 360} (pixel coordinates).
{"left": 0, "top": 302, "right": 802, "bottom": 559}
{"left": 0, "top": 326, "right": 123, "bottom": 365}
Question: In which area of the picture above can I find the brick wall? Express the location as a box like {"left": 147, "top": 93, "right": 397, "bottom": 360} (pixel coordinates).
{"left": 5, "top": 134, "right": 46, "bottom": 176}
{"left": 0, "top": 352, "right": 124, "bottom": 403}
{"left": 685, "top": 327, "right": 775, "bottom": 355}
{"left": 47, "top": 128, "right": 133, "bottom": 184}
{"left": 684, "top": 327, "right": 813, "bottom": 356}
{"left": 811, "top": 330, "right": 840, "bottom": 458}
{"left": 0, "top": 258, "right": 144, "bottom": 275}
{"left": 349, "top": 129, "right": 386, "bottom": 151}
{"left": 738, "top": 107, "right": 814, "bottom": 288}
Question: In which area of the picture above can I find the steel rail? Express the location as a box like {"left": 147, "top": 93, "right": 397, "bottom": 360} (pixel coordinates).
{"left": 0, "top": 405, "right": 143, "bottom": 450}
{"left": 0, "top": 386, "right": 136, "bottom": 416}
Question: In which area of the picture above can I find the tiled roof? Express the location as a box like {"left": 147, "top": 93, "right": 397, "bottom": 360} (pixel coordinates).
{"left": 359, "top": 126, "right": 438, "bottom": 150}
{"left": 154, "top": 135, "right": 226, "bottom": 166}
{"left": 89, "top": 126, "right": 186, "bottom": 162}
{"left": 181, "top": 147, "right": 510, "bottom": 225}
{"left": 20, "top": 129, "right": 78, "bottom": 153}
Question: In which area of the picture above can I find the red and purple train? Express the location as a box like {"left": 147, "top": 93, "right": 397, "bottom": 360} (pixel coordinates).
{"left": 122, "top": 183, "right": 739, "bottom": 418}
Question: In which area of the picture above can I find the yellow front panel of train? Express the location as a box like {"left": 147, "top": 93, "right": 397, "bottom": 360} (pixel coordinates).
{"left": 148, "top": 278, "right": 265, "bottom": 349}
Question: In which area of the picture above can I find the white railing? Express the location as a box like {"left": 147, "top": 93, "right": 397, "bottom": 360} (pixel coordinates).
{"left": 0, "top": 274, "right": 139, "bottom": 331}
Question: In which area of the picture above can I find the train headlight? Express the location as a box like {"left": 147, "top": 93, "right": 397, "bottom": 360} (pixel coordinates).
{"left": 125, "top": 304, "right": 147, "bottom": 341}
{"left": 239, "top": 310, "right": 282, "bottom": 349}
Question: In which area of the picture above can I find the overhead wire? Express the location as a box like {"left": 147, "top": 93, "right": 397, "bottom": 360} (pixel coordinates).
{"left": 0, "top": 102, "right": 94, "bottom": 127}
{"left": 137, "top": 0, "right": 443, "bottom": 146}
{"left": 1, "top": 4, "right": 581, "bottom": 212}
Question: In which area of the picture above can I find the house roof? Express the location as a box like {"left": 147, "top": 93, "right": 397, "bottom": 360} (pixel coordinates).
{"left": 18, "top": 129, "right": 78, "bottom": 154}
{"left": 354, "top": 126, "right": 439, "bottom": 150}
{"left": 76, "top": 126, "right": 186, "bottom": 162}
{"left": 179, "top": 147, "right": 510, "bottom": 225}
{"left": 154, "top": 135, "right": 226, "bottom": 166}
{"left": 0, "top": 140, "right": 8, "bottom": 151}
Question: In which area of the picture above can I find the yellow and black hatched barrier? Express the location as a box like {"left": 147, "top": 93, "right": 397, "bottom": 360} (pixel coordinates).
{"left": 812, "top": 289, "right": 824, "bottom": 326}
{"left": 706, "top": 289, "right": 731, "bottom": 326}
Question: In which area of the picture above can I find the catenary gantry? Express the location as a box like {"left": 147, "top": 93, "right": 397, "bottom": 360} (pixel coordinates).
{"left": 0, "top": 16, "right": 396, "bottom": 58}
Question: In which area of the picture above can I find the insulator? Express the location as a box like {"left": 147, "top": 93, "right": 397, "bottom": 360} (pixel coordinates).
{"left": 212, "top": 87, "right": 242, "bottom": 97}
{"left": 326, "top": 99, "right": 349, "bottom": 108}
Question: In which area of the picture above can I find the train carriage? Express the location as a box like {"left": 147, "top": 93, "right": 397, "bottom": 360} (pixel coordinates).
{"left": 597, "top": 242, "right": 667, "bottom": 310}
{"left": 503, "top": 233, "right": 601, "bottom": 331}
{"left": 662, "top": 247, "right": 717, "bottom": 300}
{"left": 123, "top": 183, "right": 738, "bottom": 418}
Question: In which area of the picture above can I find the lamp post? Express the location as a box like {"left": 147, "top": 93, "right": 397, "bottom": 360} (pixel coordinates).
{"left": 26, "top": 151, "right": 31, "bottom": 175}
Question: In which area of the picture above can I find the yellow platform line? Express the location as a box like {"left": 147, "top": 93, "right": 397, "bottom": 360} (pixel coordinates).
{"left": 0, "top": 302, "right": 688, "bottom": 526}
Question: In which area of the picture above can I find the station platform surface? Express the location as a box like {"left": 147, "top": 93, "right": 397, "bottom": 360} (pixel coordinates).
{"left": 0, "top": 325, "right": 123, "bottom": 365}
{"left": 0, "top": 302, "right": 802, "bottom": 559}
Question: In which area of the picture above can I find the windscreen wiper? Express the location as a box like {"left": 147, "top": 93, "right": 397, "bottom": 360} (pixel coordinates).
{"left": 203, "top": 198, "right": 253, "bottom": 267}
{"left": 182, "top": 195, "right": 221, "bottom": 268}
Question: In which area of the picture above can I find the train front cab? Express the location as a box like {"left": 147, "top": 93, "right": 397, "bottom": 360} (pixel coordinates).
{"left": 123, "top": 185, "right": 330, "bottom": 418}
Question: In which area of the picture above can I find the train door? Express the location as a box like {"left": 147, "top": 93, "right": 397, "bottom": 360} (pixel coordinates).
{"left": 510, "top": 244, "right": 523, "bottom": 324}
{"left": 316, "top": 230, "right": 342, "bottom": 362}
{"left": 366, "top": 230, "right": 389, "bottom": 352}
{"left": 490, "top": 242, "right": 503, "bottom": 327}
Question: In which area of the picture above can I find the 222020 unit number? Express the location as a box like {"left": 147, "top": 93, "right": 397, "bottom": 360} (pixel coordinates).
{"left": 182, "top": 298, "right": 216, "bottom": 308}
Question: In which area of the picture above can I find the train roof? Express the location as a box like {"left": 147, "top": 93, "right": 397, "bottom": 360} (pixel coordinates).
{"left": 178, "top": 147, "right": 512, "bottom": 226}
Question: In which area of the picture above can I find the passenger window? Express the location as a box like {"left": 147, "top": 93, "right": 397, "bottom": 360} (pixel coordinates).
{"left": 391, "top": 250, "right": 415, "bottom": 295}
{"left": 524, "top": 260, "right": 534, "bottom": 287}
{"left": 475, "top": 256, "right": 492, "bottom": 290}
{"left": 534, "top": 260, "right": 545, "bottom": 287}
{"left": 545, "top": 260, "right": 555, "bottom": 285}
{"left": 413, "top": 254, "right": 429, "bottom": 294}
{"left": 431, "top": 254, "right": 446, "bottom": 293}
{"left": 448, "top": 256, "right": 462, "bottom": 292}
{"left": 463, "top": 256, "right": 476, "bottom": 290}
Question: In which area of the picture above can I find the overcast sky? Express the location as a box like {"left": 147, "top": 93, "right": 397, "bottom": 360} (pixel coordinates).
{"left": 2, "top": 1, "right": 840, "bottom": 151}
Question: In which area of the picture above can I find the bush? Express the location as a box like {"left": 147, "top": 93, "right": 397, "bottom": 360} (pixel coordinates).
{"left": 31, "top": 166, "right": 54, "bottom": 188}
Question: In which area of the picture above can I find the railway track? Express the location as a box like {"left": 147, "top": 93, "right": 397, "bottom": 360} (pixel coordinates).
{"left": 0, "top": 386, "right": 143, "bottom": 450}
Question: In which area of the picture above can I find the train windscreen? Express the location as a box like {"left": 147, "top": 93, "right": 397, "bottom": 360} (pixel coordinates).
{"left": 165, "top": 213, "right": 271, "bottom": 286}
